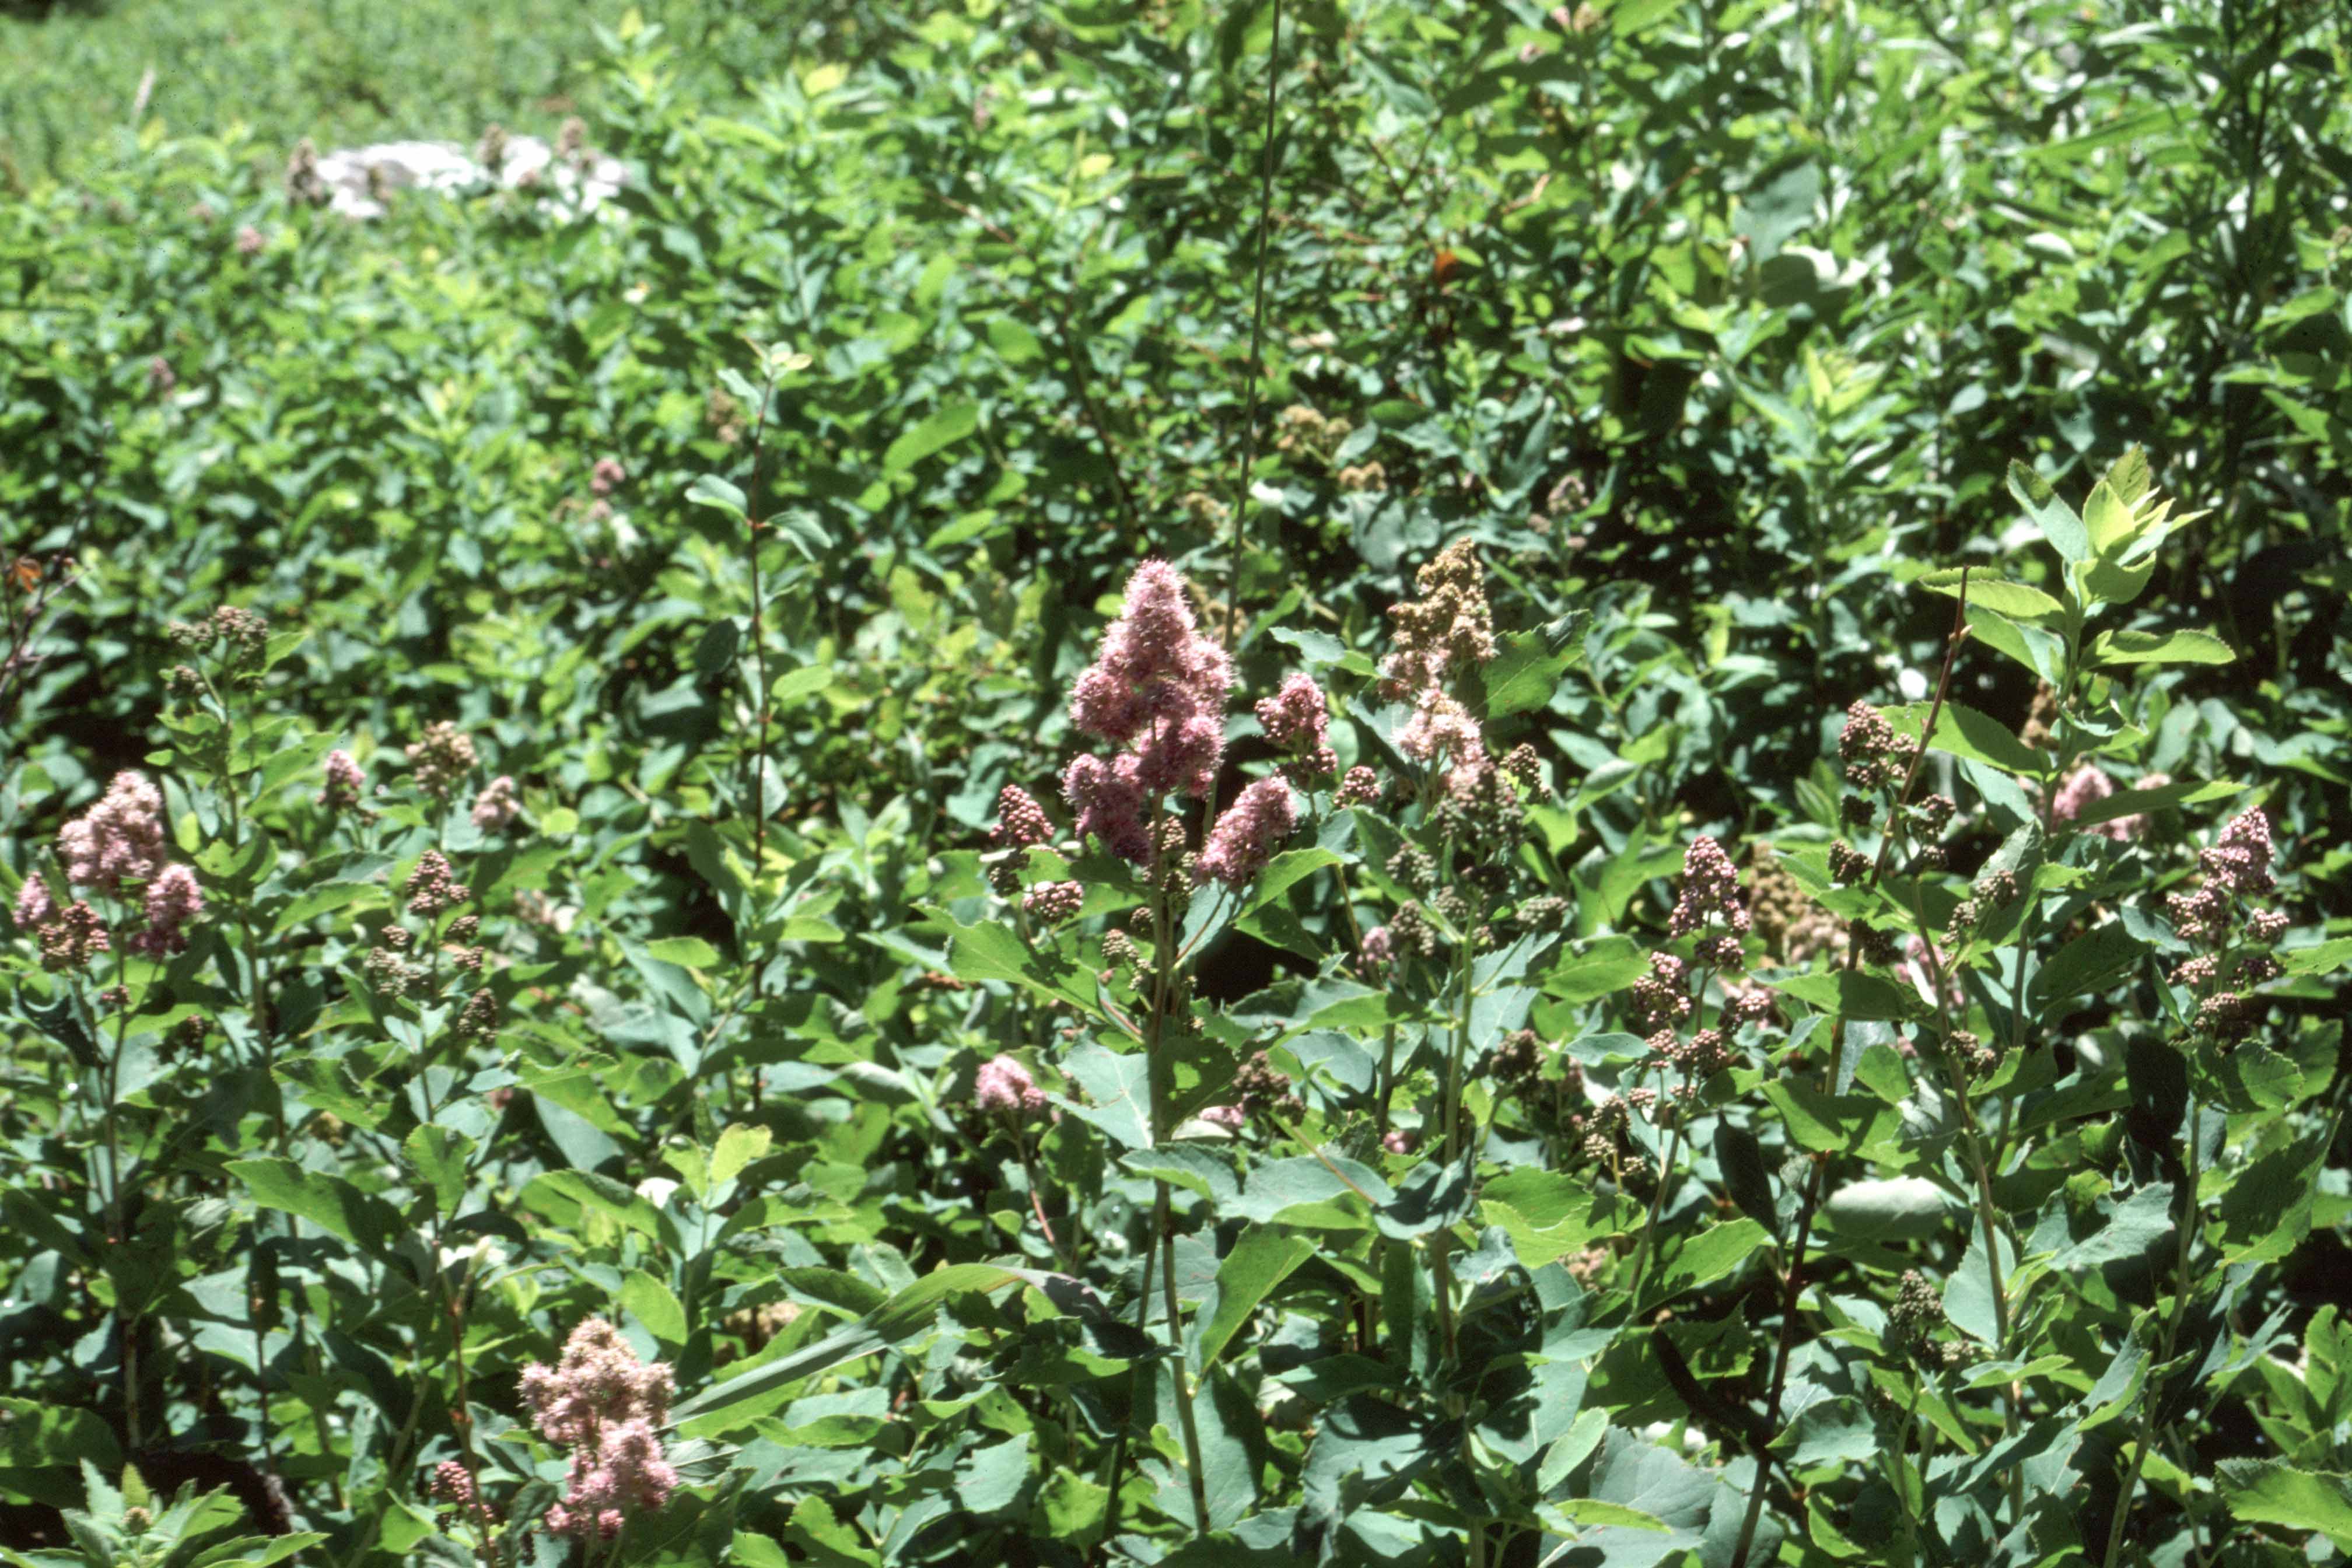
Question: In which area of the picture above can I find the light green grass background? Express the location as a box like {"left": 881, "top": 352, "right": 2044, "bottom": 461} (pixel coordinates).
{"left": 0, "top": 0, "right": 798, "bottom": 184}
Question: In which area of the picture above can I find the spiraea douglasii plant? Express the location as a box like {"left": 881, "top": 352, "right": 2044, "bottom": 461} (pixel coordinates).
{"left": 2, "top": 419, "right": 2348, "bottom": 1566}
{"left": 4, "top": 6, "right": 2352, "bottom": 1555}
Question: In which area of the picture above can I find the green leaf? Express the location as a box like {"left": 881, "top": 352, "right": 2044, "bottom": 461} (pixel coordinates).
{"left": 1713, "top": 1123, "right": 1776, "bottom": 1234}
{"left": 691, "top": 618, "right": 740, "bottom": 676}
{"left": 2091, "top": 629, "right": 2234, "bottom": 667}
{"left": 1766, "top": 968, "right": 1917, "bottom": 1022}
{"left": 709, "top": 1124, "right": 773, "bottom": 1192}
{"left": 1762, "top": 1081, "right": 1898, "bottom": 1156}
{"left": 2217, "top": 1461, "right": 2352, "bottom": 1550}
{"left": 1650, "top": 1219, "right": 1767, "bottom": 1300}
{"left": 2082, "top": 480, "right": 2134, "bottom": 558}
{"left": 1964, "top": 607, "right": 2064, "bottom": 681}
{"left": 883, "top": 401, "right": 979, "bottom": 474}
{"left": 2283, "top": 939, "right": 2352, "bottom": 977}
{"left": 2049, "top": 1182, "right": 2174, "bottom": 1270}
{"left": 226, "top": 1159, "right": 398, "bottom": 1252}
{"left": 2034, "top": 922, "right": 2147, "bottom": 1013}
{"left": 402, "top": 1126, "right": 473, "bottom": 1217}
{"left": 526, "top": 1170, "right": 670, "bottom": 1247}
{"left": 1196, "top": 1226, "right": 1317, "bottom": 1371}
{"left": 1481, "top": 627, "right": 1579, "bottom": 718}
{"left": 771, "top": 664, "right": 833, "bottom": 704}
{"left": 673, "top": 1264, "right": 1047, "bottom": 1430}
{"left": 2218, "top": 1125, "right": 2328, "bottom": 1265}
{"left": 2008, "top": 460, "right": 2090, "bottom": 562}
{"left": 1057, "top": 1042, "right": 1153, "bottom": 1150}
{"left": 624, "top": 1270, "right": 688, "bottom": 1345}
{"left": 1771, "top": 1397, "right": 1876, "bottom": 1469}
{"left": 684, "top": 474, "right": 747, "bottom": 520}
{"left": 645, "top": 936, "right": 722, "bottom": 969}
{"left": 1916, "top": 569, "right": 2063, "bottom": 622}
{"left": 0, "top": 1400, "right": 122, "bottom": 1471}
{"left": 1822, "top": 1178, "right": 1950, "bottom": 1242}
{"left": 1884, "top": 699, "right": 2045, "bottom": 775}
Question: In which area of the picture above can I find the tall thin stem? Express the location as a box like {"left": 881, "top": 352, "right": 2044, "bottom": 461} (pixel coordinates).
{"left": 2102, "top": 1107, "right": 2202, "bottom": 1567}
{"left": 1224, "top": 0, "right": 1286, "bottom": 648}
{"left": 1731, "top": 572, "right": 1973, "bottom": 1568}
{"left": 1144, "top": 863, "right": 1211, "bottom": 1534}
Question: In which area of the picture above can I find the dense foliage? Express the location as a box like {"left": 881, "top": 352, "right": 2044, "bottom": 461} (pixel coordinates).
{"left": 2, "top": 2, "right": 2348, "bottom": 1565}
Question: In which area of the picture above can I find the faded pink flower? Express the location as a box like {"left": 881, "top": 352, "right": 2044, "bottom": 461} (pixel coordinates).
{"left": 1198, "top": 778, "right": 1298, "bottom": 888}
{"left": 590, "top": 457, "right": 626, "bottom": 499}
{"left": 2050, "top": 765, "right": 2143, "bottom": 842}
{"left": 147, "top": 356, "right": 176, "bottom": 396}
{"left": 1200, "top": 1104, "right": 1247, "bottom": 1130}
{"left": 128, "top": 863, "right": 204, "bottom": 956}
{"left": 471, "top": 775, "right": 520, "bottom": 831}
{"left": 12, "top": 876, "right": 55, "bottom": 930}
{"left": 1382, "top": 1128, "right": 1418, "bottom": 1155}
{"left": 235, "top": 225, "right": 266, "bottom": 256}
{"left": 1336, "top": 765, "right": 1383, "bottom": 808}
{"left": 1359, "top": 925, "right": 1394, "bottom": 969}
{"left": 975, "top": 1054, "right": 1048, "bottom": 1117}
{"left": 1381, "top": 540, "right": 1497, "bottom": 783}
{"left": 318, "top": 749, "right": 366, "bottom": 810}
{"left": 58, "top": 771, "right": 167, "bottom": 892}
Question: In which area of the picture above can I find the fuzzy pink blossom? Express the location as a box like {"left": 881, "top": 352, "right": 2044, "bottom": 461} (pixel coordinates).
{"left": 128, "top": 863, "right": 204, "bottom": 956}
{"left": 519, "top": 1318, "right": 675, "bottom": 1448}
{"left": 57, "top": 772, "right": 167, "bottom": 892}
{"left": 2050, "top": 765, "right": 2143, "bottom": 842}
{"left": 147, "top": 356, "right": 176, "bottom": 396}
{"left": 545, "top": 1416, "right": 677, "bottom": 1542}
{"left": 12, "top": 877, "right": 54, "bottom": 930}
{"left": 974, "top": 1054, "right": 1048, "bottom": 1118}
{"left": 1200, "top": 1104, "right": 1247, "bottom": 1130}
{"left": 590, "top": 458, "right": 626, "bottom": 499}
{"left": 520, "top": 1318, "right": 678, "bottom": 1541}
{"left": 235, "top": 225, "right": 266, "bottom": 256}
{"left": 471, "top": 775, "right": 520, "bottom": 831}
{"left": 1066, "top": 559, "right": 1233, "bottom": 796}
{"left": 1062, "top": 752, "right": 1152, "bottom": 864}
{"left": 1198, "top": 778, "right": 1298, "bottom": 888}
{"left": 1359, "top": 925, "right": 1394, "bottom": 969}
{"left": 1382, "top": 1128, "right": 1418, "bottom": 1155}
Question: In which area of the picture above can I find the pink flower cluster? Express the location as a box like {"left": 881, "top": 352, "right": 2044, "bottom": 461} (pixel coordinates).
{"left": 1198, "top": 778, "right": 1298, "bottom": 888}
{"left": 471, "top": 775, "right": 520, "bottom": 831}
{"left": 1255, "top": 674, "right": 1337, "bottom": 778}
{"left": 519, "top": 1318, "right": 678, "bottom": 1542}
{"left": 1062, "top": 561, "right": 1233, "bottom": 862}
{"left": 1382, "top": 540, "right": 1497, "bottom": 783}
{"left": 58, "top": 772, "right": 167, "bottom": 892}
{"left": 1667, "top": 836, "right": 1749, "bottom": 939}
{"left": 128, "top": 864, "right": 204, "bottom": 957}
{"left": 2167, "top": 809, "right": 2277, "bottom": 943}
{"left": 318, "top": 749, "right": 366, "bottom": 810}
{"left": 590, "top": 458, "right": 626, "bottom": 499}
{"left": 2051, "top": 766, "right": 2154, "bottom": 842}
{"left": 989, "top": 785, "right": 1054, "bottom": 850}
{"left": 974, "top": 1054, "right": 1048, "bottom": 1118}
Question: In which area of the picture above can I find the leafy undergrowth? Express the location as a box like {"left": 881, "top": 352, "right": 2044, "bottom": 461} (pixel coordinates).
{"left": 2, "top": 3, "right": 2350, "bottom": 1566}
